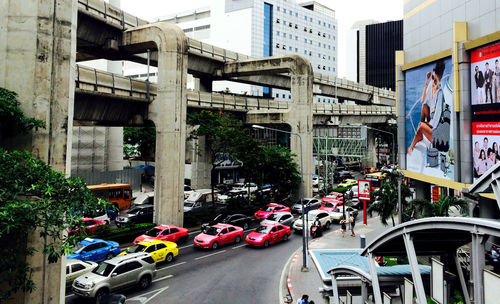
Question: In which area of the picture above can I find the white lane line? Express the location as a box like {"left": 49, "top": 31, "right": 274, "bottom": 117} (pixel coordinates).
{"left": 143, "top": 286, "right": 169, "bottom": 304}
{"left": 194, "top": 250, "right": 227, "bottom": 260}
{"left": 179, "top": 244, "right": 192, "bottom": 250}
{"left": 188, "top": 230, "right": 201, "bottom": 235}
{"left": 232, "top": 244, "right": 247, "bottom": 250}
{"left": 129, "top": 286, "right": 169, "bottom": 304}
{"left": 156, "top": 261, "right": 186, "bottom": 271}
{"left": 152, "top": 274, "right": 173, "bottom": 283}
{"left": 65, "top": 293, "right": 74, "bottom": 298}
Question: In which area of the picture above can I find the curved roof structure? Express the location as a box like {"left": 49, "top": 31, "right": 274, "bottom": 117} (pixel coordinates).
{"left": 361, "top": 217, "right": 500, "bottom": 256}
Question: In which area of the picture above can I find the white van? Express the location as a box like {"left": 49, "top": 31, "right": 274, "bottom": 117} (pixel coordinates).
{"left": 184, "top": 189, "right": 218, "bottom": 214}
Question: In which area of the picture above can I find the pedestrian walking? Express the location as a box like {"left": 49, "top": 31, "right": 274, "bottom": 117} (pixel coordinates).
{"left": 296, "top": 294, "right": 309, "bottom": 304}
{"left": 350, "top": 215, "right": 356, "bottom": 237}
{"left": 492, "top": 245, "right": 500, "bottom": 273}
{"left": 340, "top": 216, "right": 347, "bottom": 238}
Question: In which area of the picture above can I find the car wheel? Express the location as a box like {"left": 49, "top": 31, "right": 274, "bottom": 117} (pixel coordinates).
{"left": 243, "top": 222, "right": 249, "bottom": 230}
{"left": 165, "top": 253, "right": 174, "bottom": 263}
{"left": 139, "top": 275, "right": 151, "bottom": 289}
{"left": 264, "top": 240, "right": 269, "bottom": 248}
{"left": 95, "top": 288, "right": 109, "bottom": 303}
{"left": 106, "top": 253, "right": 114, "bottom": 260}
{"left": 178, "top": 235, "right": 188, "bottom": 243}
{"left": 211, "top": 241, "right": 218, "bottom": 250}
{"left": 325, "top": 221, "right": 331, "bottom": 230}
{"left": 235, "top": 235, "right": 242, "bottom": 243}
{"left": 283, "top": 234, "right": 289, "bottom": 241}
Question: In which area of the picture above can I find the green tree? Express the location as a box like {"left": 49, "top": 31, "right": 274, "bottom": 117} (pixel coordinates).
{"left": 0, "top": 88, "right": 45, "bottom": 141}
{"left": 123, "top": 126, "right": 156, "bottom": 161}
{"left": 403, "top": 195, "right": 469, "bottom": 221}
{"left": 260, "top": 145, "right": 300, "bottom": 200}
{"left": 367, "top": 169, "right": 411, "bottom": 226}
{"left": 0, "top": 150, "right": 107, "bottom": 300}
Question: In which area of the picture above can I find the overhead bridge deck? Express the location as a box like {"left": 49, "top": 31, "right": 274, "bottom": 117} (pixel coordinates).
{"left": 74, "top": 65, "right": 395, "bottom": 126}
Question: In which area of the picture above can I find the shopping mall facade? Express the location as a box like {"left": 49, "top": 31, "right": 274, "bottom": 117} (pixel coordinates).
{"left": 397, "top": 0, "right": 500, "bottom": 219}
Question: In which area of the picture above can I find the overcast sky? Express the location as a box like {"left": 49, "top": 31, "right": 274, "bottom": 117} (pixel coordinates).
{"left": 120, "top": 0, "right": 403, "bottom": 77}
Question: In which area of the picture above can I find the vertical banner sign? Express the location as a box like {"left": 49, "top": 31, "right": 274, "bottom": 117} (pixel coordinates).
{"left": 404, "top": 277, "right": 414, "bottom": 304}
{"left": 431, "top": 185, "right": 441, "bottom": 202}
{"left": 484, "top": 269, "right": 500, "bottom": 304}
{"left": 431, "top": 258, "right": 444, "bottom": 304}
{"left": 358, "top": 180, "right": 371, "bottom": 225}
{"left": 470, "top": 41, "right": 500, "bottom": 181}
{"left": 405, "top": 57, "right": 455, "bottom": 180}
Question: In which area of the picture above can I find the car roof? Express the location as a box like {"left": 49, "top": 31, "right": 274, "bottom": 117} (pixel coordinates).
{"left": 79, "top": 238, "right": 107, "bottom": 246}
{"left": 212, "top": 223, "right": 234, "bottom": 229}
{"left": 107, "top": 252, "right": 150, "bottom": 265}
{"left": 273, "top": 211, "right": 292, "bottom": 215}
{"left": 308, "top": 209, "right": 327, "bottom": 215}
{"left": 259, "top": 222, "right": 278, "bottom": 227}
{"left": 267, "top": 203, "right": 282, "bottom": 207}
{"left": 137, "top": 239, "right": 163, "bottom": 245}
{"left": 66, "top": 259, "right": 88, "bottom": 266}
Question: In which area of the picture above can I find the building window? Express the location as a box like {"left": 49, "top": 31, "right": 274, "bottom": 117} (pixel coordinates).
{"left": 318, "top": 53, "right": 320, "bottom": 58}
{"left": 289, "top": 10, "right": 292, "bottom": 15}
{"left": 304, "top": 50, "right": 307, "bottom": 54}
{"left": 283, "top": 94, "right": 286, "bottom": 98}
{"left": 295, "top": 36, "right": 298, "bottom": 40}
{"left": 295, "top": 12, "right": 298, "bottom": 17}
{"left": 328, "top": 67, "right": 331, "bottom": 71}
{"left": 288, "top": 95, "right": 291, "bottom": 99}
{"left": 289, "top": 46, "right": 292, "bottom": 51}
{"left": 333, "top": 25, "right": 336, "bottom": 29}
{"left": 309, "top": 39, "right": 312, "bottom": 44}
{"left": 283, "top": 8, "right": 286, "bottom": 13}
{"left": 304, "top": 38, "right": 307, "bottom": 43}
{"left": 318, "top": 32, "right": 321, "bottom": 36}
{"left": 276, "top": 18, "right": 280, "bottom": 23}
{"left": 276, "top": 93, "right": 279, "bottom": 98}
{"left": 328, "top": 55, "right": 330, "bottom": 60}
{"left": 295, "top": 47, "right": 298, "bottom": 52}
{"left": 310, "top": 17, "right": 312, "bottom": 22}
{"left": 277, "top": 31, "right": 280, "bottom": 35}
{"left": 276, "top": 43, "right": 280, "bottom": 48}
{"left": 332, "top": 57, "right": 335, "bottom": 61}
{"left": 283, "top": 32, "right": 286, "bottom": 37}
{"left": 263, "top": 3, "right": 273, "bottom": 59}
{"left": 318, "top": 42, "right": 321, "bottom": 47}
{"left": 333, "top": 67, "right": 336, "bottom": 71}
{"left": 277, "top": 6, "right": 280, "bottom": 11}
{"left": 289, "top": 34, "right": 292, "bottom": 39}
{"left": 323, "top": 43, "right": 326, "bottom": 48}
{"left": 304, "top": 15, "right": 307, "bottom": 20}
{"left": 333, "top": 36, "right": 335, "bottom": 40}
{"left": 323, "top": 22, "right": 326, "bottom": 26}
{"left": 328, "top": 45, "right": 331, "bottom": 50}
{"left": 318, "top": 20, "right": 321, "bottom": 25}
{"left": 328, "top": 24, "right": 331, "bottom": 28}
{"left": 328, "top": 34, "right": 331, "bottom": 39}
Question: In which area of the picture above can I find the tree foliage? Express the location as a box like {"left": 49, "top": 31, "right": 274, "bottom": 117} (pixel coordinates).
{"left": 187, "top": 111, "right": 300, "bottom": 200}
{"left": 367, "top": 169, "right": 411, "bottom": 226}
{"left": 0, "top": 88, "right": 45, "bottom": 140}
{"left": 0, "top": 149, "right": 107, "bottom": 300}
{"left": 403, "top": 195, "right": 469, "bottom": 221}
{"left": 123, "top": 127, "right": 156, "bottom": 161}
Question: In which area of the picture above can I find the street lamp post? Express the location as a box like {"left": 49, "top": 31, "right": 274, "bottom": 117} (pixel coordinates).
{"left": 252, "top": 124, "right": 308, "bottom": 271}
{"left": 364, "top": 126, "right": 396, "bottom": 165}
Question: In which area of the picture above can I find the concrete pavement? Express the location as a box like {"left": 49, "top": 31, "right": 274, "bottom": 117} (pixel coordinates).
{"left": 280, "top": 213, "right": 389, "bottom": 304}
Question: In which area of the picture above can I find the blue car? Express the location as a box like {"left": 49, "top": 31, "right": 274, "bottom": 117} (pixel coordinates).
{"left": 68, "top": 238, "right": 121, "bottom": 262}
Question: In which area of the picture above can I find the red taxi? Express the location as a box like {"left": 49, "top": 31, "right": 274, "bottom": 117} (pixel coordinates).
{"left": 321, "top": 192, "right": 344, "bottom": 205}
{"left": 254, "top": 203, "right": 291, "bottom": 220}
{"left": 245, "top": 223, "right": 291, "bottom": 247}
{"left": 193, "top": 224, "right": 244, "bottom": 249}
{"left": 319, "top": 201, "right": 342, "bottom": 213}
{"left": 68, "top": 218, "right": 107, "bottom": 235}
{"left": 134, "top": 224, "right": 188, "bottom": 245}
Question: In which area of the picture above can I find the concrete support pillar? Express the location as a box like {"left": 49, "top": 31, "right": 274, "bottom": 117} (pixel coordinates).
{"left": 470, "top": 233, "right": 487, "bottom": 304}
{"left": 395, "top": 51, "right": 406, "bottom": 168}
{"left": 403, "top": 233, "right": 426, "bottom": 304}
{"left": 290, "top": 61, "right": 314, "bottom": 198}
{"left": 0, "top": 0, "right": 77, "bottom": 303}
{"left": 123, "top": 23, "right": 188, "bottom": 226}
{"left": 187, "top": 132, "right": 211, "bottom": 189}
{"left": 362, "top": 129, "right": 377, "bottom": 168}
{"left": 106, "top": 127, "right": 124, "bottom": 171}
{"left": 361, "top": 281, "right": 369, "bottom": 303}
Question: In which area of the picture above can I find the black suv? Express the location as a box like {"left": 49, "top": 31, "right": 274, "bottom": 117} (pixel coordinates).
{"left": 115, "top": 205, "right": 153, "bottom": 227}
{"left": 334, "top": 171, "right": 353, "bottom": 183}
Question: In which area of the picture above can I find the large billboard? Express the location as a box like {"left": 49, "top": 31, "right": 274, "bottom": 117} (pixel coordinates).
{"left": 470, "top": 42, "right": 500, "bottom": 181}
{"left": 405, "top": 57, "right": 454, "bottom": 180}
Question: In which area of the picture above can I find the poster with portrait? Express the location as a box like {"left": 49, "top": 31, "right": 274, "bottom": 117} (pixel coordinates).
{"left": 358, "top": 180, "right": 371, "bottom": 201}
{"left": 470, "top": 42, "right": 500, "bottom": 181}
{"left": 405, "top": 57, "right": 455, "bottom": 180}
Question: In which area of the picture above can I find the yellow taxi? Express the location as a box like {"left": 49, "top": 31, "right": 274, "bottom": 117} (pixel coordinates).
{"left": 338, "top": 179, "right": 358, "bottom": 188}
{"left": 119, "top": 239, "right": 178, "bottom": 263}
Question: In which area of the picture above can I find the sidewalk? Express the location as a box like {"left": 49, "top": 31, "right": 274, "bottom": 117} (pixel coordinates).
{"left": 280, "top": 214, "right": 389, "bottom": 304}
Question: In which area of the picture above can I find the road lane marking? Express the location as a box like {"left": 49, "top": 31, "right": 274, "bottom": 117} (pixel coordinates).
{"left": 188, "top": 230, "right": 201, "bottom": 235}
{"left": 179, "top": 244, "right": 192, "bottom": 250}
{"left": 152, "top": 274, "right": 173, "bottom": 283}
{"left": 129, "top": 286, "right": 169, "bottom": 304}
{"left": 156, "top": 261, "right": 186, "bottom": 271}
{"left": 65, "top": 293, "right": 74, "bottom": 298}
{"left": 194, "top": 250, "right": 227, "bottom": 260}
{"left": 232, "top": 244, "right": 247, "bottom": 249}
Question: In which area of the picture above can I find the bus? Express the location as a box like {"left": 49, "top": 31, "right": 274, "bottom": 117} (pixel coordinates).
{"left": 87, "top": 183, "right": 132, "bottom": 210}
{"left": 364, "top": 172, "right": 386, "bottom": 191}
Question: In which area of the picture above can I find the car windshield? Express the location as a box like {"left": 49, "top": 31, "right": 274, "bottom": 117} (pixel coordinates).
{"left": 326, "top": 194, "right": 338, "bottom": 199}
{"left": 324, "top": 203, "right": 335, "bottom": 208}
{"left": 255, "top": 225, "right": 271, "bottom": 234}
{"left": 300, "top": 214, "right": 315, "bottom": 222}
{"left": 74, "top": 243, "right": 86, "bottom": 253}
{"left": 213, "top": 214, "right": 228, "bottom": 222}
{"left": 145, "top": 228, "right": 162, "bottom": 237}
{"left": 92, "top": 262, "right": 115, "bottom": 277}
{"left": 184, "top": 201, "right": 195, "bottom": 207}
{"left": 266, "top": 214, "right": 280, "bottom": 221}
{"left": 126, "top": 244, "right": 146, "bottom": 253}
{"left": 127, "top": 208, "right": 141, "bottom": 215}
{"left": 204, "top": 227, "right": 221, "bottom": 236}
{"left": 262, "top": 206, "right": 275, "bottom": 212}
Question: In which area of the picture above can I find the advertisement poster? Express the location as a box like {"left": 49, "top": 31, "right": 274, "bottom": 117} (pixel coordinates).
{"left": 405, "top": 57, "right": 455, "bottom": 180}
{"left": 470, "top": 42, "right": 500, "bottom": 181}
{"left": 358, "top": 180, "right": 371, "bottom": 201}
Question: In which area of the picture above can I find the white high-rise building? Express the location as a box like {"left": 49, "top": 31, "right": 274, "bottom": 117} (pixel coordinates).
{"left": 126, "top": 0, "right": 338, "bottom": 103}
{"left": 345, "top": 19, "right": 378, "bottom": 84}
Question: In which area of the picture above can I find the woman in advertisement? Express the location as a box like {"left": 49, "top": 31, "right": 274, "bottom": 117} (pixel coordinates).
{"left": 476, "top": 149, "right": 488, "bottom": 177}
{"left": 407, "top": 60, "right": 446, "bottom": 155}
